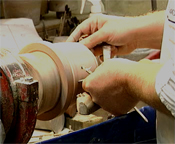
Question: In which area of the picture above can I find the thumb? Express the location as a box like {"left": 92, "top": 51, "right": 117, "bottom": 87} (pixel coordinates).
{"left": 79, "top": 30, "right": 107, "bottom": 49}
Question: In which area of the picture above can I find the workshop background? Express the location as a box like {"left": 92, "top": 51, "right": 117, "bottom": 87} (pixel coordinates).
{"left": 0, "top": 0, "right": 168, "bottom": 143}
{"left": 0, "top": 0, "right": 168, "bottom": 39}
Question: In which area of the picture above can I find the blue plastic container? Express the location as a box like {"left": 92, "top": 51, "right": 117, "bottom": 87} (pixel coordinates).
{"left": 39, "top": 106, "right": 156, "bottom": 143}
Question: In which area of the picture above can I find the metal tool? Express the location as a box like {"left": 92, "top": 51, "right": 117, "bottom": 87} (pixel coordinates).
{"left": 134, "top": 107, "right": 148, "bottom": 123}
{"left": 103, "top": 44, "right": 111, "bottom": 61}
{"left": 81, "top": 66, "right": 92, "bottom": 74}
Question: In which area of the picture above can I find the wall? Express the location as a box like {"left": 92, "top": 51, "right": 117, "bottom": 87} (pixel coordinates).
{"left": 78, "top": 0, "right": 168, "bottom": 16}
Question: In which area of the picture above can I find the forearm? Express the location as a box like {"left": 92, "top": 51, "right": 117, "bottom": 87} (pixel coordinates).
{"left": 133, "top": 11, "right": 166, "bottom": 49}
{"left": 126, "top": 60, "right": 172, "bottom": 117}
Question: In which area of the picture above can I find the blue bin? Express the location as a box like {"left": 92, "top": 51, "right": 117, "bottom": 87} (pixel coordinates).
{"left": 38, "top": 106, "right": 156, "bottom": 143}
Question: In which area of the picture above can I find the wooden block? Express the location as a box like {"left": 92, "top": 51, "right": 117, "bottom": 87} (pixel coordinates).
{"left": 65, "top": 113, "right": 103, "bottom": 131}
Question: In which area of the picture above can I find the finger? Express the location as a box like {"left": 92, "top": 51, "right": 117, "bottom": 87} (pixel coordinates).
{"left": 93, "top": 45, "right": 103, "bottom": 56}
{"left": 66, "top": 18, "right": 96, "bottom": 42}
{"left": 111, "top": 46, "right": 119, "bottom": 58}
{"left": 82, "top": 71, "right": 97, "bottom": 93}
{"left": 82, "top": 76, "right": 91, "bottom": 92}
{"left": 115, "top": 45, "right": 131, "bottom": 56}
{"left": 79, "top": 30, "right": 107, "bottom": 49}
{"left": 111, "top": 45, "right": 133, "bottom": 57}
{"left": 93, "top": 45, "right": 116, "bottom": 58}
{"left": 66, "top": 25, "right": 84, "bottom": 42}
{"left": 82, "top": 79, "right": 96, "bottom": 103}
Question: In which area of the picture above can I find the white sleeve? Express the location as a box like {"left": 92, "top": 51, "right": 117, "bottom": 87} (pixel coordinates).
{"left": 155, "top": 59, "right": 175, "bottom": 117}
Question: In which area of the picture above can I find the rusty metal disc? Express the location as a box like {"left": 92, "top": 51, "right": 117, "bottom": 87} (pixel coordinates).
{"left": 1, "top": 50, "right": 38, "bottom": 143}
{"left": 0, "top": 67, "right": 14, "bottom": 134}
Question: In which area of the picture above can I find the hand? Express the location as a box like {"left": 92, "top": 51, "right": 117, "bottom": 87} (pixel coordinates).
{"left": 82, "top": 58, "right": 139, "bottom": 116}
{"left": 66, "top": 15, "right": 138, "bottom": 57}
{"left": 82, "top": 58, "right": 169, "bottom": 117}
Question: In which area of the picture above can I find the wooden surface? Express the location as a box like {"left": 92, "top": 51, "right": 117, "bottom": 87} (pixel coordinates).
{"left": 35, "top": 114, "right": 65, "bottom": 133}
{"left": 0, "top": 18, "right": 42, "bottom": 54}
{"left": 65, "top": 113, "right": 103, "bottom": 131}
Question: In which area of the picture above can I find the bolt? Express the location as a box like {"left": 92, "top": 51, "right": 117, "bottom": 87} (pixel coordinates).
{"left": 25, "top": 76, "right": 33, "bottom": 82}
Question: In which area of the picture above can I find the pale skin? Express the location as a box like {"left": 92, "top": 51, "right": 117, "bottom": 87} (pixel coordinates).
{"left": 66, "top": 11, "right": 172, "bottom": 117}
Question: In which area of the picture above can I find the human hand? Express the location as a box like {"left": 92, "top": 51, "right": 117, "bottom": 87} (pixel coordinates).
{"left": 66, "top": 15, "right": 138, "bottom": 57}
{"left": 82, "top": 57, "right": 166, "bottom": 116}
{"left": 82, "top": 58, "right": 139, "bottom": 116}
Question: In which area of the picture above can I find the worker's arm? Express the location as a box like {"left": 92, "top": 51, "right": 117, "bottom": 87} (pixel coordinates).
{"left": 126, "top": 59, "right": 174, "bottom": 117}
{"left": 133, "top": 11, "right": 165, "bottom": 50}
{"left": 67, "top": 11, "right": 165, "bottom": 56}
{"left": 82, "top": 58, "right": 173, "bottom": 117}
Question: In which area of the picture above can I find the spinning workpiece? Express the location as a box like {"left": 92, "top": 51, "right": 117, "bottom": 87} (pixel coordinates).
{"left": 19, "top": 41, "right": 98, "bottom": 120}
{"left": 1, "top": 42, "right": 98, "bottom": 143}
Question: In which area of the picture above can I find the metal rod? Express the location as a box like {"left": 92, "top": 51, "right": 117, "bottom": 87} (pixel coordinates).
{"left": 81, "top": 66, "right": 92, "bottom": 74}
{"left": 134, "top": 106, "right": 148, "bottom": 123}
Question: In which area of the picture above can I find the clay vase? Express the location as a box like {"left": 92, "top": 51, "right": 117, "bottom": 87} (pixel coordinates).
{"left": 3, "top": 0, "right": 41, "bottom": 26}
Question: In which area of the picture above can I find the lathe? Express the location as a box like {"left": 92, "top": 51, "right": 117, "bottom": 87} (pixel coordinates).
{"left": 0, "top": 19, "right": 161, "bottom": 143}
{"left": 1, "top": 41, "right": 98, "bottom": 143}
{"left": 0, "top": 0, "right": 164, "bottom": 142}
{"left": 1, "top": 40, "right": 160, "bottom": 143}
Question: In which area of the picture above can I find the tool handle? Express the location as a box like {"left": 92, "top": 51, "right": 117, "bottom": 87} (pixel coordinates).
{"left": 103, "top": 45, "right": 111, "bottom": 61}
{"left": 77, "top": 92, "right": 100, "bottom": 115}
